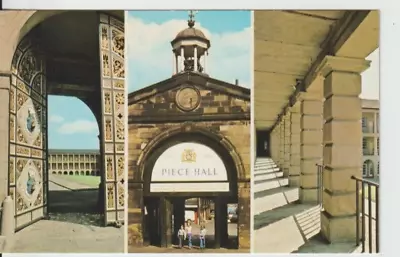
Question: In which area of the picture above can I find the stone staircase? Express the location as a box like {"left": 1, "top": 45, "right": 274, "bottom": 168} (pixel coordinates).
{"left": 253, "top": 158, "right": 298, "bottom": 216}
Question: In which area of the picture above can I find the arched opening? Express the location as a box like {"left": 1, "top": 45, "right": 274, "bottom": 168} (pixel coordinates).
{"left": 75, "top": 171, "right": 79, "bottom": 175}
{"left": 141, "top": 132, "right": 240, "bottom": 249}
{"left": 52, "top": 171, "right": 56, "bottom": 175}
{"left": 80, "top": 171, "right": 85, "bottom": 176}
{"left": 363, "top": 160, "right": 375, "bottom": 178}
{"left": 58, "top": 171, "right": 62, "bottom": 175}
{"left": 8, "top": 11, "right": 124, "bottom": 232}
{"left": 91, "top": 171, "right": 95, "bottom": 176}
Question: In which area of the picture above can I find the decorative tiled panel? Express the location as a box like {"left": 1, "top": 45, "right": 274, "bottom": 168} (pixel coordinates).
{"left": 9, "top": 37, "right": 47, "bottom": 229}
{"left": 99, "top": 13, "right": 125, "bottom": 224}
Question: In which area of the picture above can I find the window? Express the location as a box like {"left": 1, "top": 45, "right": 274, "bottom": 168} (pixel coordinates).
{"left": 377, "top": 162, "right": 380, "bottom": 175}
{"left": 362, "top": 117, "right": 368, "bottom": 132}
{"left": 362, "top": 138, "right": 367, "bottom": 155}
{"left": 377, "top": 137, "right": 380, "bottom": 155}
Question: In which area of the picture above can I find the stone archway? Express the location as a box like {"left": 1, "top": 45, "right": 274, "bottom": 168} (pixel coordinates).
{"left": 4, "top": 11, "right": 126, "bottom": 230}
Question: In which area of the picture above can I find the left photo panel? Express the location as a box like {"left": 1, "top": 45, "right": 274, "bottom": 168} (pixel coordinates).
{"left": 0, "top": 11, "right": 126, "bottom": 253}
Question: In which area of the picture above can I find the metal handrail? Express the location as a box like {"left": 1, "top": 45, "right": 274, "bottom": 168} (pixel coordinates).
{"left": 351, "top": 175, "right": 379, "bottom": 253}
{"left": 316, "top": 164, "right": 324, "bottom": 206}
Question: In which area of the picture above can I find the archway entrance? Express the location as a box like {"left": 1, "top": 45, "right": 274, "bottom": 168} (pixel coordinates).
{"left": 8, "top": 11, "right": 125, "bottom": 232}
{"left": 142, "top": 140, "right": 239, "bottom": 249}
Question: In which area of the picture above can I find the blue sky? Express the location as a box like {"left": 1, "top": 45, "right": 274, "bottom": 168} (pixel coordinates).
{"left": 126, "top": 10, "right": 251, "bottom": 92}
{"left": 48, "top": 11, "right": 251, "bottom": 150}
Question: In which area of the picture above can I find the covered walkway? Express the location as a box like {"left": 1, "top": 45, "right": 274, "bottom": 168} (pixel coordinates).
{"left": 254, "top": 158, "right": 377, "bottom": 253}
{"left": 254, "top": 10, "right": 379, "bottom": 253}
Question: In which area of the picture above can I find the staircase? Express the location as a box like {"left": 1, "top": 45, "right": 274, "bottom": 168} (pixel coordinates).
{"left": 253, "top": 158, "right": 298, "bottom": 216}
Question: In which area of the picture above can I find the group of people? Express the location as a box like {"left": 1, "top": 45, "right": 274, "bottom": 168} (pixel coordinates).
{"left": 177, "top": 220, "right": 207, "bottom": 249}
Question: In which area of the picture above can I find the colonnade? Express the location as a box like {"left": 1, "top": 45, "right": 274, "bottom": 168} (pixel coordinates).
{"left": 268, "top": 55, "right": 370, "bottom": 243}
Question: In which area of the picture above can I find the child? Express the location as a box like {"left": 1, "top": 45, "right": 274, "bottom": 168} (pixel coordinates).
{"left": 199, "top": 225, "right": 207, "bottom": 249}
{"left": 177, "top": 225, "right": 186, "bottom": 248}
{"left": 185, "top": 221, "right": 193, "bottom": 249}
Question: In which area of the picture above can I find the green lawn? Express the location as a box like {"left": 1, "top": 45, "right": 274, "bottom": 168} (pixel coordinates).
{"left": 62, "top": 175, "right": 101, "bottom": 187}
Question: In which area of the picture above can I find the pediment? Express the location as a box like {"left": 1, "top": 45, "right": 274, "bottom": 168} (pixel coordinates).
{"left": 128, "top": 72, "right": 250, "bottom": 123}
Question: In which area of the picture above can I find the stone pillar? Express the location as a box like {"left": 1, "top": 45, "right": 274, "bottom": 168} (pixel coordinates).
{"left": 318, "top": 56, "right": 370, "bottom": 243}
{"left": 283, "top": 113, "right": 291, "bottom": 178}
{"left": 289, "top": 103, "right": 301, "bottom": 186}
{"left": 204, "top": 51, "right": 208, "bottom": 73}
{"left": 180, "top": 47, "right": 185, "bottom": 72}
{"left": 173, "top": 198, "right": 185, "bottom": 245}
{"left": 270, "top": 129, "right": 278, "bottom": 162}
{"left": 194, "top": 46, "right": 198, "bottom": 72}
{"left": 299, "top": 90, "right": 323, "bottom": 203}
{"left": 279, "top": 122, "right": 285, "bottom": 169}
{"left": 237, "top": 182, "right": 250, "bottom": 249}
{"left": 172, "top": 51, "right": 176, "bottom": 75}
{"left": 160, "top": 197, "right": 173, "bottom": 248}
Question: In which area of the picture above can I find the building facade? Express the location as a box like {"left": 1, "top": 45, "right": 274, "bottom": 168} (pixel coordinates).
{"left": 127, "top": 16, "right": 250, "bottom": 250}
{"left": 362, "top": 99, "right": 380, "bottom": 178}
{"left": 48, "top": 149, "right": 101, "bottom": 176}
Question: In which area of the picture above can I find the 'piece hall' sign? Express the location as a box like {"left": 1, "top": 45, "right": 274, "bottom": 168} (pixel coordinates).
{"left": 150, "top": 142, "right": 229, "bottom": 192}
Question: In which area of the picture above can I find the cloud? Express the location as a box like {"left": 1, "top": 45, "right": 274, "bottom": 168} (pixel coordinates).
{"left": 49, "top": 115, "right": 64, "bottom": 123}
{"left": 127, "top": 16, "right": 251, "bottom": 91}
{"left": 57, "top": 120, "right": 99, "bottom": 135}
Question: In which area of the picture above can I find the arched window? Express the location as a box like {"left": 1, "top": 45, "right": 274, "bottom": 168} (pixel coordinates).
{"left": 363, "top": 160, "right": 375, "bottom": 177}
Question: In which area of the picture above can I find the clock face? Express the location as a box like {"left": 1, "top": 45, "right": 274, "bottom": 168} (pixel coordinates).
{"left": 176, "top": 87, "right": 200, "bottom": 111}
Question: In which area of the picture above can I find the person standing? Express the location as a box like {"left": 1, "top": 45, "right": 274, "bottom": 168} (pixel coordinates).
{"left": 177, "top": 225, "right": 186, "bottom": 248}
{"left": 185, "top": 220, "right": 193, "bottom": 249}
{"left": 199, "top": 225, "right": 207, "bottom": 249}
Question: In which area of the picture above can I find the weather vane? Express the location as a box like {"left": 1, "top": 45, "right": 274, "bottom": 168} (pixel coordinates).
{"left": 188, "top": 10, "right": 198, "bottom": 28}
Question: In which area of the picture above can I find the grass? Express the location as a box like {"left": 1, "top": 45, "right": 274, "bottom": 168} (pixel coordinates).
{"left": 62, "top": 175, "right": 101, "bottom": 187}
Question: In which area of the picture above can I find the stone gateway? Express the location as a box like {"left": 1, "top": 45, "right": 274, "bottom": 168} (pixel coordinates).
{"left": 127, "top": 15, "right": 251, "bottom": 251}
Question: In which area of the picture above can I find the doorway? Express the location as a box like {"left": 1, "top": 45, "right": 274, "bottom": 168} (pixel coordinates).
{"left": 256, "top": 130, "right": 270, "bottom": 157}
{"left": 143, "top": 196, "right": 236, "bottom": 249}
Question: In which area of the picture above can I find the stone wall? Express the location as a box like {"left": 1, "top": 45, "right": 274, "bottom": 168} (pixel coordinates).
{"left": 127, "top": 81, "right": 251, "bottom": 249}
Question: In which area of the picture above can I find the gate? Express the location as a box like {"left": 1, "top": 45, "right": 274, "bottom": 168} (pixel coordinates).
{"left": 9, "top": 37, "right": 48, "bottom": 230}
{"left": 98, "top": 13, "right": 125, "bottom": 225}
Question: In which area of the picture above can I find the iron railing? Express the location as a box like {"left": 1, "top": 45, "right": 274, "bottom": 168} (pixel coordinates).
{"left": 351, "top": 175, "right": 379, "bottom": 253}
{"left": 316, "top": 164, "right": 324, "bottom": 206}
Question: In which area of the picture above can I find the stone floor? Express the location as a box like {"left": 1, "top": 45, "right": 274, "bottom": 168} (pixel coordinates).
{"left": 129, "top": 221, "right": 245, "bottom": 253}
{"left": 254, "top": 157, "right": 378, "bottom": 254}
{"left": 7, "top": 174, "right": 124, "bottom": 253}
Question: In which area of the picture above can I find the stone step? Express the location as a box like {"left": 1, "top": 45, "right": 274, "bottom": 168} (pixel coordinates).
{"left": 254, "top": 177, "right": 288, "bottom": 194}
{"left": 254, "top": 172, "right": 284, "bottom": 184}
{"left": 253, "top": 186, "right": 299, "bottom": 216}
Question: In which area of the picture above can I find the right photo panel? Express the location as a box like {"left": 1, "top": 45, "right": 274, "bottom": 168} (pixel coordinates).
{"left": 253, "top": 10, "right": 380, "bottom": 253}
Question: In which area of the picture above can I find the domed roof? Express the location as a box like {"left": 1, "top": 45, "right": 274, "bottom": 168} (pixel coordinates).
{"left": 175, "top": 27, "right": 208, "bottom": 41}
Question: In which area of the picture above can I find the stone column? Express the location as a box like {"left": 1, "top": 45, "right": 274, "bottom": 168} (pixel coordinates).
{"left": 237, "top": 182, "right": 250, "bottom": 249}
{"left": 279, "top": 122, "right": 285, "bottom": 169}
{"left": 180, "top": 47, "right": 185, "bottom": 72}
{"left": 270, "top": 129, "right": 278, "bottom": 162}
{"left": 283, "top": 113, "right": 291, "bottom": 177}
{"left": 299, "top": 90, "right": 323, "bottom": 203}
{"left": 194, "top": 46, "right": 198, "bottom": 72}
{"left": 289, "top": 102, "right": 301, "bottom": 186}
{"left": 318, "top": 56, "right": 370, "bottom": 243}
{"left": 172, "top": 51, "right": 176, "bottom": 75}
{"left": 160, "top": 197, "right": 173, "bottom": 248}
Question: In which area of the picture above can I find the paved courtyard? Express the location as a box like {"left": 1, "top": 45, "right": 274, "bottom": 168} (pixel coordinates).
{"left": 8, "top": 174, "right": 124, "bottom": 253}
{"left": 129, "top": 221, "right": 244, "bottom": 253}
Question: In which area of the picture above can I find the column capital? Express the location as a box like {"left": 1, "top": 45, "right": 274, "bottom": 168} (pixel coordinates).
{"left": 317, "top": 55, "right": 371, "bottom": 77}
